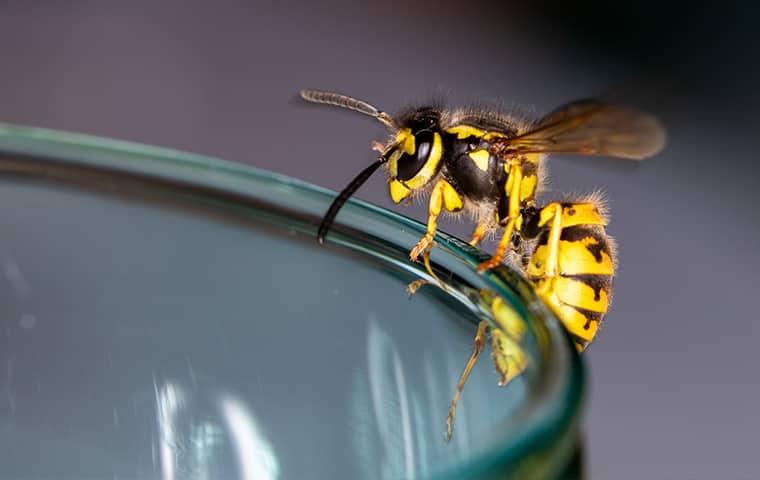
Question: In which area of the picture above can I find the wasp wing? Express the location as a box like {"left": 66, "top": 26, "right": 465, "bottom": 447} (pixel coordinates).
{"left": 498, "top": 99, "right": 666, "bottom": 160}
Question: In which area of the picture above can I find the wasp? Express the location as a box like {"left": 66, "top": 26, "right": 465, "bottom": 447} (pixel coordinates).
{"left": 300, "top": 89, "right": 665, "bottom": 440}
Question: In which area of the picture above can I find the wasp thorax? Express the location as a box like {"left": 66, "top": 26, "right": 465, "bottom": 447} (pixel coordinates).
{"left": 387, "top": 108, "right": 444, "bottom": 203}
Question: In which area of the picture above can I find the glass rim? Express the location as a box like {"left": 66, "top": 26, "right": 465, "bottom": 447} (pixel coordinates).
{"left": 0, "top": 122, "right": 584, "bottom": 479}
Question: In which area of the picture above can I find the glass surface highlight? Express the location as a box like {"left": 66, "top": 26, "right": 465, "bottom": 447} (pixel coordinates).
{"left": 0, "top": 124, "right": 584, "bottom": 479}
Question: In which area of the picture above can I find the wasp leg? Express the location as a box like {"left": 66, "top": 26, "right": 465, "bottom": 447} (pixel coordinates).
{"left": 476, "top": 217, "right": 515, "bottom": 273}
{"left": 409, "top": 235, "right": 435, "bottom": 265}
{"left": 477, "top": 163, "right": 523, "bottom": 273}
{"left": 469, "top": 223, "right": 489, "bottom": 247}
{"left": 489, "top": 296, "right": 529, "bottom": 384}
{"left": 409, "top": 181, "right": 445, "bottom": 263}
{"left": 406, "top": 245, "right": 446, "bottom": 295}
{"left": 490, "top": 328, "right": 528, "bottom": 386}
{"left": 409, "top": 179, "right": 464, "bottom": 288}
{"left": 445, "top": 320, "right": 488, "bottom": 442}
{"left": 408, "top": 180, "right": 443, "bottom": 294}
{"left": 406, "top": 280, "right": 428, "bottom": 295}
{"left": 533, "top": 202, "right": 564, "bottom": 295}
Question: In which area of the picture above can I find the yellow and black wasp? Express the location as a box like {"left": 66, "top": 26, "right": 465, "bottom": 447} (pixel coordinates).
{"left": 300, "top": 89, "right": 665, "bottom": 440}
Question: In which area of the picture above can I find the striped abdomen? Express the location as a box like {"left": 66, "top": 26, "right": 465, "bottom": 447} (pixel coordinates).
{"left": 526, "top": 223, "right": 616, "bottom": 351}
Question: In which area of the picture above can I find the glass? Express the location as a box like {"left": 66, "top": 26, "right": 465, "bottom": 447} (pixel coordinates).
{"left": 0, "top": 124, "right": 584, "bottom": 479}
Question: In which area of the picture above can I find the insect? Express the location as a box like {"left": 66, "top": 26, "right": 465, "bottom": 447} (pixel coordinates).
{"left": 300, "top": 89, "right": 666, "bottom": 440}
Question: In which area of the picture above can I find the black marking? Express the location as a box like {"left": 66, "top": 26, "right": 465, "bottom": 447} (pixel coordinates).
{"left": 559, "top": 225, "right": 610, "bottom": 263}
{"left": 563, "top": 273, "right": 612, "bottom": 302}
{"left": 566, "top": 304, "right": 603, "bottom": 329}
{"left": 587, "top": 243, "right": 604, "bottom": 263}
{"left": 520, "top": 205, "right": 541, "bottom": 239}
{"left": 535, "top": 230, "right": 549, "bottom": 247}
{"left": 559, "top": 225, "right": 599, "bottom": 242}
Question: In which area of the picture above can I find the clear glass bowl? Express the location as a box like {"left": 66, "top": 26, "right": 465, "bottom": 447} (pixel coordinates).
{"left": 0, "top": 124, "right": 584, "bottom": 479}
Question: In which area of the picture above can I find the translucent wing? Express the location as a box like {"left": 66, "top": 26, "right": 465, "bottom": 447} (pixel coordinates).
{"left": 492, "top": 100, "right": 666, "bottom": 160}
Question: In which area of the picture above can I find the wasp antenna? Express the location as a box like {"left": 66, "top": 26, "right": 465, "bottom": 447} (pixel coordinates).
{"left": 300, "top": 89, "right": 397, "bottom": 129}
{"left": 317, "top": 157, "right": 388, "bottom": 244}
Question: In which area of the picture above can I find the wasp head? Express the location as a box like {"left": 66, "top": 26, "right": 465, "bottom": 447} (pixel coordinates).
{"left": 385, "top": 107, "right": 444, "bottom": 203}
{"left": 299, "top": 89, "right": 445, "bottom": 242}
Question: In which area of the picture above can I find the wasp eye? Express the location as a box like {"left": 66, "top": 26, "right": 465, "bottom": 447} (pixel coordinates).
{"left": 396, "top": 130, "right": 434, "bottom": 181}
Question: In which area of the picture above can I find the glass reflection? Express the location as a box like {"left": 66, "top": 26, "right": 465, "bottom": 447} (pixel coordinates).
{"left": 218, "top": 393, "right": 279, "bottom": 480}
{"left": 349, "top": 290, "right": 532, "bottom": 479}
{"left": 153, "top": 380, "right": 279, "bottom": 480}
{"left": 351, "top": 318, "right": 419, "bottom": 479}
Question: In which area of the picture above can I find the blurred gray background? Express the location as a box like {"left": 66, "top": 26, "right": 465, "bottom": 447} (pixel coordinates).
{"left": 1, "top": 1, "right": 758, "bottom": 478}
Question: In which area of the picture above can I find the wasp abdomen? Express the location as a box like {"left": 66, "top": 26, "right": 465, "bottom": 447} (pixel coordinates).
{"left": 527, "top": 215, "right": 616, "bottom": 351}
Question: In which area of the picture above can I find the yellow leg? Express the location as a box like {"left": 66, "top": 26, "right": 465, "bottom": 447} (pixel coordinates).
{"left": 408, "top": 180, "right": 457, "bottom": 294}
{"left": 469, "top": 223, "right": 489, "bottom": 247}
{"left": 490, "top": 328, "right": 528, "bottom": 386}
{"left": 489, "top": 296, "right": 528, "bottom": 385}
{"left": 406, "top": 245, "right": 447, "bottom": 295}
{"left": 477, "top": 163, "right": 523, "bottom": 273}
{"left": 542, "top": 203, "right": 563, "bottom": 278}
{"left": 409, "top": 181, "right": 445, "bottom": 263}
{"left": 476, "top": 217, "right": 515, "bottom": 272}
{"left": 535, "top": 202, "right": 563, "bottom": 295}
{"left": 445, "top": 320, "right": 488, "bottom": 442}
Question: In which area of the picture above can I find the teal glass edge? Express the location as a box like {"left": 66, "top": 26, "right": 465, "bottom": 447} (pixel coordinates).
{"left": 0, "top": 123, "right": 585, "bottom": 479}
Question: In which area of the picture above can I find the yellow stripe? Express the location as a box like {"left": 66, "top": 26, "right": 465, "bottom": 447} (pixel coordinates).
{"left": 554, "top": 276, "right": 609, "bottom": 313}
{"left": 561, "top": 203, "right": 606, "bottom": 227}
{"left": 441, "top": 180, "right": 463, "bottom": 212}
{"left": 387, "top": 129, "right": 415, "bottom": 178}
{"left": 543, "top": 293, "right": 599, "bottom": 342}
{"left": 446, "top": 125, "right": 485, "bottom": 139}
{"left": 557, "top": 239, "right": 615, "bottom": 275}
{"left": 387, "top": 149, "right": 399, "bottom": 177}
{"left": 389, "top": 180, "right": 411, "bottom": 203}
{"left": 396, "top": 128, "right": 415, "bottom": 154}
{"left": 405, "top": 132, "right": 443, "bottom": 189}
{"left": 527, "top": 241, "right": 614, "bottom": 277}
{"left": 468, "top": 150, "right": 490, "bottom": 171}
{"left": 556, "top": 304, "right": 599, "bottom": 342}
